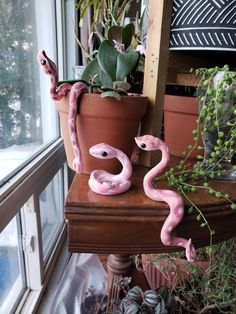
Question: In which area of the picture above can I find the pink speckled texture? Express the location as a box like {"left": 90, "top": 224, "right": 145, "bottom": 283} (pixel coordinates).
{"left": 37, "top": 50, "right": 71, "bottom": 101}
{"left": 135, "top": 135, "right": 196, "bottom": 263}
{"left": 88, "top": 143, "right": 132, "bottom": 195}
{"left": 37, "top": 50, "right": 88, "bottom": 173}
{"left": 68, "top": 82, "right": 88, "bottom": 173}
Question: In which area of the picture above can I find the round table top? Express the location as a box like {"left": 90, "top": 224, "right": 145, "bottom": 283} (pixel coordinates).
{"left": 65, "top": 165, "right": 236, "bottom": 254}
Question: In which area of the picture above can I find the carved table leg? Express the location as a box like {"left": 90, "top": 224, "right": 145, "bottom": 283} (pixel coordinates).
{"left": 106, "top": 254, "right": 134, "bottom": 310}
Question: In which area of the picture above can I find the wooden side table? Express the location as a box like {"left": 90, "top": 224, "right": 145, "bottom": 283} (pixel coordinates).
{"left": 65, "top": 165, "right": 236, "bottom": 308}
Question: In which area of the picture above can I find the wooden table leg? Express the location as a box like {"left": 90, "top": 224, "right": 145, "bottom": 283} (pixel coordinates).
{"left": 106, "top": 254, "right": 133, "bottom": 310}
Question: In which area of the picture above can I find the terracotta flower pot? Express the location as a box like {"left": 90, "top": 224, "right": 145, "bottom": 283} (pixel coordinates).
{"left": 56, "top": 93, "right": 147, "bottom": 174}
{"left": 164, "top": 95, "right": 203, "bottom": 159}
{"left": 141, "top": 254, "right": 209, "bottom": 290}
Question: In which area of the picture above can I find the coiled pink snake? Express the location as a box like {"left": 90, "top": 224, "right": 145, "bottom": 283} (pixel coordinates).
{"left": 37, "top": 50, "right": 88, "bottom": 173}
{"left": 37, "top": 50, "right": 71, "bottom": 100}
{"left": 135, "top": 135, "right": 196, "bottom": 263}
{"left": 88, "top": 143, "right": 132, "bottom": 195}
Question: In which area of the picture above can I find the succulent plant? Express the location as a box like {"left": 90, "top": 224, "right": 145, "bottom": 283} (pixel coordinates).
{"left": 116, "top": 286, "right": 170, "bottom": 314}
{"left": 81, "top": 23, "right": 140, "bottom": 100}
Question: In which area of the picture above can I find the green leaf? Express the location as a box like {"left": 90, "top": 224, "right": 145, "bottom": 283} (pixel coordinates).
{"left": 116, "top": 48, "right": 139, "bottom": 81}
{"left": 101, "top": 91, "right": 121, "bottom": 100}
{"left": 97, "top": 40, "right": 119, "bottom": 82}
{"left": 108, "top": 25, "right": 123, "bottom": 43}
{"left": 113, "top": 81, "right": 131, "bottom": 91}
{"left": 122, "top": 23, "right": 135, "bottom": 49}
{"left": 188, "top": 206, "right": 194, "bottom": 214}
{"left": 107, "top": 23, "right": 135, "bottom": 50}
{"left": 100, "top": 70, "right": 113, "bottom": 87}
{"left": 81, "top": 58, "right": 101, "bottom": 85}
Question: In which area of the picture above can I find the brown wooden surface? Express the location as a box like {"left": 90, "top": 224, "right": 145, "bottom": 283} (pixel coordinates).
{"left": 65, "top": 165, "right": 236, "bottom": 255}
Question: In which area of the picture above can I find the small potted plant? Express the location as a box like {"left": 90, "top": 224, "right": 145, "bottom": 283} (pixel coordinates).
{"left": 164, "top": 64, "right": 236, "bottom": 179}
{"left": 142, "top": 238, "right": 236, "bottom": 313}
{"left": 38, "top": 22, "right": 147, "bottom": 174}
{"left": 163, "top": 85, "right": 202, "bottom": 159}
{"left": 193, "top": 65, "right": 236, "bottom": 180}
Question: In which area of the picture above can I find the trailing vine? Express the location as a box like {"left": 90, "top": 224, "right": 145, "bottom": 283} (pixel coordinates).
{"left": 155, "top": 65, "right": 236, "bottom": 243}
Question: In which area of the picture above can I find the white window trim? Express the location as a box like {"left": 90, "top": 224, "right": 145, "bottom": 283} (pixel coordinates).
{"left": 0, "top": 0, "right": 79, "bottom": 311}
{"left": 0, "top": 139, "right": 66, "bottom": 233}
{"left": 17, "top": 225, "right": 67, "bottom": 314}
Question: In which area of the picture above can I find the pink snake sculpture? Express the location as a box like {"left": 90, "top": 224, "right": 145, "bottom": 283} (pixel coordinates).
{"left": 88, "top": 143, "right": 132, "bottom": 195}
{"left": 68, "top": 82, "right": 88, "bottom": 173}
{"left": 37, "top": 50, "right": 88, "bottom": 173}
{"left": 135, "top": 135, "right": 196, "bottom": 263}
{"left": 37, "top": 50, "right": 72, "bottom": 101}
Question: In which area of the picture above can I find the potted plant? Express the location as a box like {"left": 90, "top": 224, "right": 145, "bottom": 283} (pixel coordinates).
{"left": 163, "top": 85, "right": 203, "bottom": 159}
{"left": 38, "top": 22, "right": 147, "bottom": 174}
{"left": 193, "top": 65, "right": 236, "bottom": 180}
{"left": 157, "top": 66, "right": 236, "bottom": 243}
{"left": 105, "top": 277, "right": 175, "bottom": 313}
{"left": 141, "top": 238, "right": 236, "bottom": 313}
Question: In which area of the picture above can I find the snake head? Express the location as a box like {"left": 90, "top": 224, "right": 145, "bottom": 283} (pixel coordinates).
{"left": 89, "top": 143, "right": 117, "bottom": 159}
{"left": 135, "top": 135, "right": 166, "bottom": 151}
{"left": 37, "top": 50, "right": 57, "bottom": 75}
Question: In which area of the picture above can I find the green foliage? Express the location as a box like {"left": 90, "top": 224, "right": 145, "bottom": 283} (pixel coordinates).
{"left": 156, "top": 65, "right": 236, "bottom": 240}
{"left": 194, "top": 65, "right": 236, "bottom": 169}
{"left": 81, "top": 24, "right": 140, "bottom": 98}
{"left": 76, "top": 0, "right": 146, "bottom": 98}
{"left": 150, "top": 238, "right": 236, "bottom": 313}
{"left": 76, "top": 0, "right": 138, "bottom": 36}
{"left": 105, "top": 285, "right": 174, "bottom": 314}
{"left": 107, "top": 23, "right": 135, "bottom": 50}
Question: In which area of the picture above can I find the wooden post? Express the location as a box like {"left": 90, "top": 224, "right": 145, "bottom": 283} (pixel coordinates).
{"left": 140, "top": 0, "right": 173, "bottom": 167}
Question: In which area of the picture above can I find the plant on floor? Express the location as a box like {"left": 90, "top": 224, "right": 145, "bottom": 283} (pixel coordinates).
{"left": 147, "top": 238, "right": 236, "bottom": 314}
{"left": 105, "top": 281, "right": 175, "bottom": 314}
{"left": 156, "top": 65, "right": 236, "bottom": 243}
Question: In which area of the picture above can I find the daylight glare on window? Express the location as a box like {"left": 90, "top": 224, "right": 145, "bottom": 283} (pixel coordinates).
{"left": 0, "top": 1, "right": 58, "bottom": 185}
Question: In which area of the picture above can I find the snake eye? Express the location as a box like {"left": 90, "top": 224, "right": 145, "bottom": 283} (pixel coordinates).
{"left": 40, "top": 59, "right": 46, "bottom": 65}
{"left": 141, "top": 143, "right": 146, "bottom": 149}
{"left": 101, "top": 151, "right": 107, "bottom": 157}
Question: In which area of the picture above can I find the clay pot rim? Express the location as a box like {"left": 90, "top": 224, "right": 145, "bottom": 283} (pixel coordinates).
{"left": 164, "top": 94, "right": 199, "bottom": 115}
{"left": 55, "top": 92, "right": 148, "bottom": 119}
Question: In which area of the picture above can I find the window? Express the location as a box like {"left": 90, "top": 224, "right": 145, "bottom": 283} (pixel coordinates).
{"left": 0, "top": 0, "right": 73, "bottom": 312}
{"left": 0, "top": 215, "right": 26, "bottom": 314}
{"left": 39, "top": 169, "right": 65, "bottom": 264}
{"left": 0, "top": 0, "right": 58, "bottom": 186}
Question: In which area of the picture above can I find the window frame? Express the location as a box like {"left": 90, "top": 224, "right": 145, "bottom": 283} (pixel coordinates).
{"left": 0, "top": 0, "right": 79, "bottom": 312}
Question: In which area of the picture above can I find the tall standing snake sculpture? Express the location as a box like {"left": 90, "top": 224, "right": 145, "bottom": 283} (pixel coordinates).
{"left": 135, "top": 135, "right": 196, "bottom": 263}
{"left": 88, "top": 143, "right": 132, "bottom": 195}
{"left": 37, "top": 50, "right": 88, "bottom": 173}
{"left": 37, "top": 50, "right": 72, "bottom": 101}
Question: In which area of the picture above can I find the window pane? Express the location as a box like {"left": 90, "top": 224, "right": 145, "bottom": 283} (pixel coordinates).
{"left": 0, "top": 0, "right": 58, "bottom": 185}
{"left": 0, "top": 215, "right": 26, "bottom": 314}
{"left": 39, "top": 169, "right": 64, "bottom": 264}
